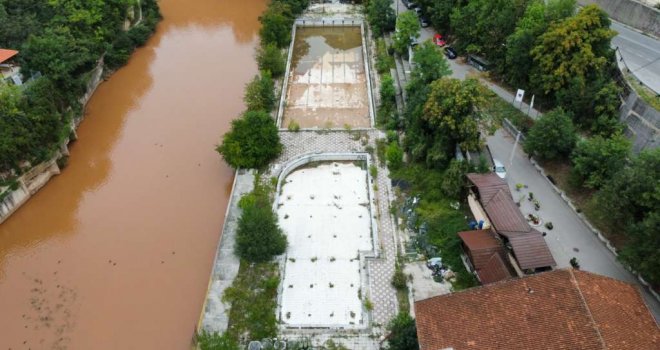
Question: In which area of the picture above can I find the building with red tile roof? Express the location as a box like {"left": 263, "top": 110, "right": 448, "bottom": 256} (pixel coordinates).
{"left": 415, "top": 269, "right": 659, "bottom": 350}
{"left": 0, "top": 49, "right": 18, "bottom": 64}
{"left": 457, "top": 229, "right": 513, "bottom": 284}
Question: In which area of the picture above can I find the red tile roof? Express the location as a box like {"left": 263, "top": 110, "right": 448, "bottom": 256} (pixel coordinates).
{"left": 476, "top": 253, "right": 512, "bottom": 284}
{"left": 0, "top": 49, "right": 18, "bottom": 64}
{"left": 415, "top": 269, "right": 660, "bottom": 350}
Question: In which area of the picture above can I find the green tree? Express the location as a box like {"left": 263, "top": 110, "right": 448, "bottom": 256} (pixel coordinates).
{"left": 378, "top": 74, "right": 398, "bottom": 128}
{"left": 259, "top": 2, "right": 294, "bottom": 48}
{"left": 216, "top": 111, "right": 282, "bottom": 169}
{"left": 367, "top": 0, "right": 396, "bottom": 37}
{"left": 531, "top": 5, "right": 615, "bottom": 95}
{"left": 387, "top": 313, "right": 418, "bottom": 350}
{"left": 619, "top": 212, "right": 660, "bottom": 286}
{"left": 420, "top": 0, "right": 459, "bottom": 34}
{"left": 410, "top": 41, "right": 451, "bottom": 85}
{"left": 570, "top": 133, "right": 630, "bottom": 189}
{"left": 422, "top": 78, "right": 485, "bottom": 158}
{"left": 256, "top": 43, "right": 286, "bottom": 77}
{"left": 393, "top": 11, "right": 420, "bottom": 55}
{"left": 235, "top": 185, "right": 287, "bottom": 262}
{"left": 523, "top": 108, "right": 576, "bottom": 160}
{"left": 244, "top": 72, "right": 276, "bottom": 112}
{"left": 441, "top": 159, "right": 471, "bottom": 199}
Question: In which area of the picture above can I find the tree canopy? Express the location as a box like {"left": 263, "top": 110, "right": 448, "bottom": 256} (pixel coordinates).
{"left": 216, "top": 111, "right": 282, "bottom": 169}
{"left": 523, "top": 108, "right": 577, "bottom": 160}
{"left": 367, "top": 0, "right": 396, "bottom": 37}
{"left": 393, "top": 11, "right": 420, "bottom": 55}
{"left": 570, "top": 133, "right": 630, "bottom": 189}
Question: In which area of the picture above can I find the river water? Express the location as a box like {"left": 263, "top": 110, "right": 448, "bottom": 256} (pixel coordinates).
{"left": 0, "top": 0, "right": 265, "bottom": 348}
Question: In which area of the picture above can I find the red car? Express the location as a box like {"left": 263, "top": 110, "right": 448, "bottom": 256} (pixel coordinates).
{"left": 433, "top": 34, "right": 446, "bottom": 47}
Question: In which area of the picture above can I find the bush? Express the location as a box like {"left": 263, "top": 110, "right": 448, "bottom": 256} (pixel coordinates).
{"left": 216, "top": 110, "right": 282, "bottom": 169}
{"left": 259, "top": 2, "right": 295, "bottom": 48}
{"left": 257, "top": 43, "right": 286, "bottom": 77}
{"left": 375, "top": 38, "right": 394, "bottom": 74}
{"left": 196, "top": 331, "right": 239, "bottom": 350}
{"left": 570, "top": 133, "right": 630, "bottom": 189}
{"left": 386, "top": 141, "right": 404, "bottom": 170}
{"left": 523, "top": 108, "right": 577, "bottom": 160}
{"left": 367, "top": 0, "right": 396, "bottom": 37}
{"left": 391, "top": 264, "right": 407, "bottom": 290}
{"left": 387, "top": 313, "right": 418, "bottom": 350}
{"left": 244, "top": 72, "right": 276, "bottom": 112}
{"left": 235, "top": 184, "right": 287, "bottom": 262}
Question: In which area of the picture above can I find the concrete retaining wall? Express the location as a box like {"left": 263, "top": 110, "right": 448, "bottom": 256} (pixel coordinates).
{"left": 619, "top": 90, "right": 660, "bottom": 153}
{"left": 578, "top": 0, "right": 660, "bottom": 37}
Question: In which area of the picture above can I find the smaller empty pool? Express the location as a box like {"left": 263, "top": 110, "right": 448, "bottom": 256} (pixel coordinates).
{"left": 277, "top": 161, "right": 374, "bottom": 327}
{"left": 282, "top": 26, "right": 371, "bottom": 129}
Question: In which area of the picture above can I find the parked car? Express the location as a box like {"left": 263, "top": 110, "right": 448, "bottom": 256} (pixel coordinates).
{"left": 493, "top": 159, "right": 507, "bottom": 179}
{"left": 402, "top": 0, "right": 411, "bottom": 8}
{"left": 414, "top": 7, "right": 422, "bottom": 16}
{"left": 444, "top": 46, "right": 457, "bottom": 59}
{"left": 419, "top": 16, "right": 430, "bottom": 27}
{"left": 407, "top": 1, "right": 419, "bottom": 9}
{"left": 467, "top": 54, "right": 492, "bottom": 71}
{"left": 433, "top": 34, "right": 446, "bottom": 47}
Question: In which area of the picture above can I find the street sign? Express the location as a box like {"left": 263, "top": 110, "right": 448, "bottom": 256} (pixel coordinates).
{"left": 515, "top": 89, "right": 525, "bottom": 103}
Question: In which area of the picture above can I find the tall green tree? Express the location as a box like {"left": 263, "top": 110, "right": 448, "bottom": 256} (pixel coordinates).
{"left": 259, "top": 1, "right": 294, "bottom": 48}
{"left": 410, "top": 41, "right": 451, "bottom": 85}
{"left": 393, "top": 11, "right": 420, "bottom": 55}
{"left": 367, "top": 0, "right": 396, "bottom": 37}
{"left": 531, "top": 5, "right": 615, "bottom": 96}
{"left": 523, "top": 108, "right": 577, "bottom": 160}
{"left": 256, "top": 43, "right": 286, "bottom": 77}
{"left": 570, "top": 133, "right": 630, "bottom": 189}
{"left": 216, "top": 111, "right": 282, "bottom": 169}
{"left": 387, "top": 313, "right": 419, "bottom": 350}
{"left": 244, "top": 72, "right": 276, "bottom": 112}
{"left": 593, "top": 149, "right": 660, "bottom": 286}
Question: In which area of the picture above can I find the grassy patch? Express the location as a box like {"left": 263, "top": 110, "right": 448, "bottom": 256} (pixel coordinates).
{"left": 391, "top": 165, "right": 478, "bottom": 291}
{"left": 626, "top": 73, "right": 660, "bottom": 111}
{"left": 223, "top": 261, "right": 280, "bottom": 341}
{"left": 481, "top": 91, "right": 535, "bottom": 134}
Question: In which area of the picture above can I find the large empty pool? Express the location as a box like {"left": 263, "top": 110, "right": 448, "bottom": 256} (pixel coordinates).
{"left": 282, "top": 26, "right": 371, "bottom": 129}
{"left": 277, "top": 162, "right": 373, "bottom": 327}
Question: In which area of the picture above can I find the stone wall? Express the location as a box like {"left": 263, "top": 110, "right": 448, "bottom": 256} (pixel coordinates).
{"left": 620, "top": 90, "right": 660, "bottom": 153}
{"left": 578, "top": 0, "right": 660, "bottom": 37}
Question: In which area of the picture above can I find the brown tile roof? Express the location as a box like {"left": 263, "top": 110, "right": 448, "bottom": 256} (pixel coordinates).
{"left": 0, "top": 49, "right": 18, "bottom": 64}
{"left": 507, "top": 230, "right": 556, "bottom": 270}
{"left": 415, "top": 269, "right": 660, "bottom": 350}
{"left": 467, "top": 173, "right": 556, "bottom": 269}
{"left": 476, "top": 253, "right": 512, "bottom": 285}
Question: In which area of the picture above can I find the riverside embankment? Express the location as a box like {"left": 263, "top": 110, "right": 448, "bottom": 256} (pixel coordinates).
{"left": 0, "top": 0, "right": 266, "bottom": 348}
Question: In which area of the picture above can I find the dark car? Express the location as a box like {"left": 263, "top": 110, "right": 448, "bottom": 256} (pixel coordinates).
{"left": 419, "top": 16, "right": 430, "bottom": 28}
{"left": 444, "top": 47, "right": 457, "bottom": 59}
{"left": 407, "top": 1, "right": 418, "bottom": 9}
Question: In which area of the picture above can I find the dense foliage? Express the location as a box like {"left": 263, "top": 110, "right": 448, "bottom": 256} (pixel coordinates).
{"left": 386, "top": 313, "right": 418, "bottom": 350}
{"left": 570, "top": 133, "right": 630, "bottom": 189}
{"left": 0, "top": 0, "right": 160, "bottom": 174}
{"left": 217, "top": 111, "right": 282, "bottom": 169}
{"left": 523, "top": 108, "right": 576, "bottom": 160}
{"left": 366, "top": 0, "right": 396, "bottom": 37}
{"left": 257, "top": 43, "right": 286, "bottom": 77}
{"left": 393, "top": 11, "right": 419, "bottom": 55}
{"left": 196, "top": 331, "right": 240, "bottom": 350}
{"left": 235, "top": 180, "right": 287, "bottom": 262}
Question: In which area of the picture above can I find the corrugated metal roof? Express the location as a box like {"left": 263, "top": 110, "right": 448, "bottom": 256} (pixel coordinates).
{"left": 483, "top": 190, "right": 531, "bottom": 234}
{"left": 0, "top": 49, "right": 18, "bottom": 64}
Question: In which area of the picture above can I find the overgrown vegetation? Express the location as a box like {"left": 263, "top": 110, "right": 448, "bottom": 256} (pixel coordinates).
{"left": 0, "top": 0, "right": 160, "bottom": 174}
{"left": 235, "top": 177, "right": 287, "bottom": 262}
{"left": 523, "top": 108, "right": 576, "bottom": 160}
{"left": 366, "top": 0, "right": 396, "bottom": 37}
{"left": 386, "top": 313, "right": 419, "bottom": 350}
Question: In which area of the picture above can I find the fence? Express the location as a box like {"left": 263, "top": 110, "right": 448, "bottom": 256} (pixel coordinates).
{"left": 502, "top": 118, "right": 526, "bottom": 144}
{"left": 294, "top": 18, "right": 363, "bottom": 27}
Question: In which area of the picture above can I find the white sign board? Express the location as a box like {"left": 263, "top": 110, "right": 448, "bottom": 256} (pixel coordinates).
{"left": 515, "top": 89, "right": 525, "bottom": 103}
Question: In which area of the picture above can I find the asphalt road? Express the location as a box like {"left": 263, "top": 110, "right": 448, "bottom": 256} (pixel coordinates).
{"left": 611, "top": 22, "right": 660, "bottom": 94}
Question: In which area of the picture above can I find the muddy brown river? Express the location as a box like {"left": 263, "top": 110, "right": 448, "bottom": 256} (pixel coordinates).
{"left": 0, "top": 0, "right": 265, "bottom": 348}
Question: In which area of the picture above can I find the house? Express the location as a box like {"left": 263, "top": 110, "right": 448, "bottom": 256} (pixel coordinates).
{"left": 457, "top": 229, "right": 513, "bottom": 284}
{"left": 415, "top": 269, "right": 660, "bottom": 350}
{"left": 0, "top": 49, "right": 22, "bottom": 85}
{"left": 466, "top": 173, "right": 555, "bottom": 274}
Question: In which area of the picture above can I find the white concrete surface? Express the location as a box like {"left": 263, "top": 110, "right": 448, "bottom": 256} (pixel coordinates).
{"left": 278, "top": 162, "right": 373, "bottom": 326}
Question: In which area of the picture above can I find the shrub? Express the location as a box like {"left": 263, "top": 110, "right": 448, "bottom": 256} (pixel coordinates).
{"left": 523, "top": 108, "right": 577, "bottom": 160}
{"left": 386, "top": 141, "right": 404, "bottom": 170}
{"left": 391, "top": 264, "right": 407, "bottom": 290}
{"left": 375, "top": 38, "right": 394, "bottom": 74}
{"left": 287, "top": 120, "right": 300, "bottom": 131}
{"left": 216, "top": 110, "right": 282, "bottom": 169}
{"left": 196, "top": 331, "right": 239, "bottom": 350}
{"left": 367, "top": 0, "right": 396, "bottom": 37}
{"left": 235, "top": 184, "right": 287, "bottom": 262}
{"left": 387, "top": 313, "right": 418, "bottom": 350}
{"left": 244, "top": 72, "right": 276, "bottom": 112}
{"left": 127, "top": 25, "right": 153, "bottom": 47}
{"left": 257, "top": 43, "right": 286, "bottom": 77}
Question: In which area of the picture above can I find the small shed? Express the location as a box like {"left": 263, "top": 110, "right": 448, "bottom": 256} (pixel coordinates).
{"left": 457, "top": 229, "right": 512, "bottom": 284}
